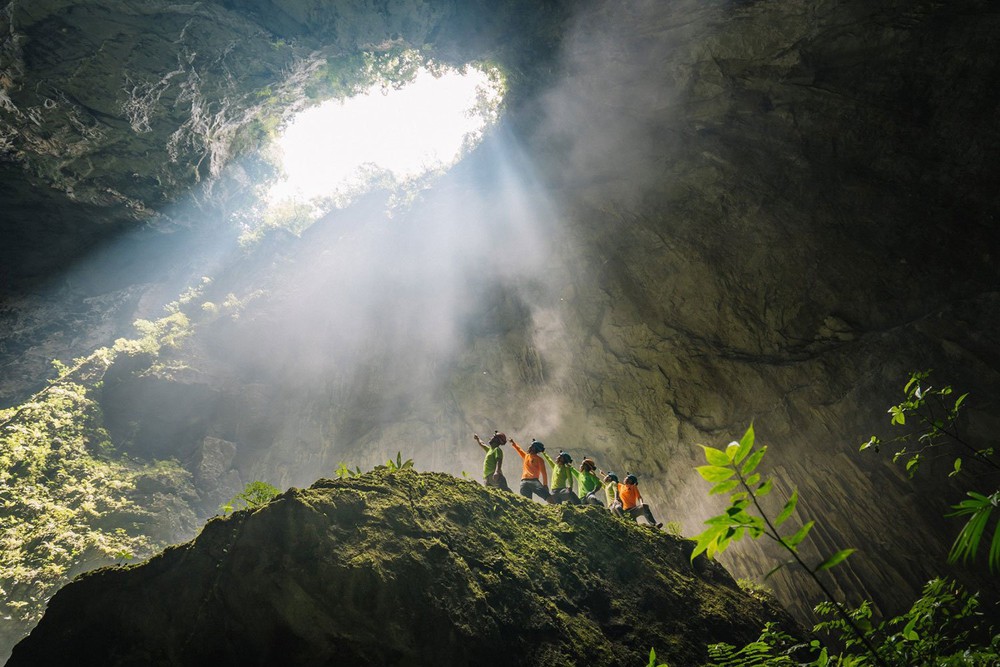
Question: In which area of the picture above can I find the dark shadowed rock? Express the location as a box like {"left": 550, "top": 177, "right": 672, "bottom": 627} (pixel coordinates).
{"left": 8, "top": 469, "right": 793, "bottom": 667}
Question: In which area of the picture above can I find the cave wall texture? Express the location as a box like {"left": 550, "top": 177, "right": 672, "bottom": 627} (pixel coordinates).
{"left": 2, "top": 0, "right": 999, "bottom": 652}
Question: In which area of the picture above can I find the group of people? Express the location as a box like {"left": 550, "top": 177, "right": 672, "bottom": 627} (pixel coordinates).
{"left": 472, "top": 431, "right": 662, "bottom": 529}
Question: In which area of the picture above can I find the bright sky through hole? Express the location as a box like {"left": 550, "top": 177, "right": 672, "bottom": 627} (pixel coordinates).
{"left": 268, "top": 66, "right": 501, "bottom": 206}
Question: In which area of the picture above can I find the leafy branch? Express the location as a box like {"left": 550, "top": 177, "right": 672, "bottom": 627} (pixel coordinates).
{"left": 692, "top": 424, "right": 887, "bottom": 667}
{"left": 860, "top": 371, "right": 1000, "bottom": 572}
{"left": 860, "top": 370, "right": 996, "bottom": 478}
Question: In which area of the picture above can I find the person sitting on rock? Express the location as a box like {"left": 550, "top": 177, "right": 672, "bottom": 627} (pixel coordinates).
{"left": 569, "top": 457, "right": 605, "bottom": 506}
{"left": 510, "top": 438, "right": 551, "bottom": 502}
{"left": 541, "top": 450, "right": 581, "bottom": 505}
{"left": 602, "top": 471, "right": 622, "bottom": 515}
{"left": 618, "top": 473, "right": 662, "bottom": 529}
{"left": 473, "top": 431, "right": 510, "bottom": 492}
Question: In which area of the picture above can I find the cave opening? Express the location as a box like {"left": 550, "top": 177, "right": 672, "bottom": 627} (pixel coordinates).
{"left": 248, "top": 56, "right": 506, "bottom": 242}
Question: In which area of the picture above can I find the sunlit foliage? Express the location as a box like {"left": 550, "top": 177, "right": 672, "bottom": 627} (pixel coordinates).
{"left": 219, "top": 480, "right": 281, "bottom": 515}
{"left": 0, "top": 371, "right": 188, "bottom": 626}
{"left": 0, "top": 309, "right": 202, "bottom": 631}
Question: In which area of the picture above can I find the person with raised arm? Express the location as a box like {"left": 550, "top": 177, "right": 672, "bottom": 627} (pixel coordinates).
{"left": 510, "top": 438, "right": 551, "bottom": 502}
{"left": 541, "top": 449, "right": 581, "bottom": 505}
{"left": 473, "top": 431, "right": 510, "bottom": 491}
{"left": 569, "top": 457, "right": 605, "bottom": 506}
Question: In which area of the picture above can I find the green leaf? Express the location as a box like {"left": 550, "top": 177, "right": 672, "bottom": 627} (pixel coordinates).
{"left": 902, "top": 615, "right": 919, "bottom": 642}
{"left": 709, "top": 479, "right": 740, "bottom": 495}
{"left": 740, "top": 446, "right": 767, "bottom": 476}
{"left": 990, "top": 517, "right": 1000, "bottom": 574}
{"left": 725, "top": 441, "right": 739, "bottom": 462}
{"left": 733, "top": 424, "right": 755, "bottom": 464}
{"left": 954, "top": 392, "right": 969, "bottom": 410}
{"left": 691, "top": 524, "right": 727, "bottom": 561}
{"left": 859, "top": 435, "right": 880, "bottom": 453}
{"left": 949, "top": 458, "right": 962, "bottom": 478}
{"left": 696, "top": 465, "right": 735, "bottom": 483}
{"left": 756, "top": 478, "right": 774, "bottom": 497}
{"left": 889, "top": 406, "right": 906, "bottom": 425}
{"left": 744, "top": 472, "right": 761, "bottom": 488}
{"left": 815, "top": 548, "right": 856, "bottom": 572}
{"left": 774, "top": 489, "right": 798, "bottom": 527}
{"left": 947, "top": 492, "right": 995, "bottom": 568}
{"left": 701, "top": 445, "right": 731, "bottom": 467}
{"left": 784, "top": 520, "right": 815, "bottom": 549}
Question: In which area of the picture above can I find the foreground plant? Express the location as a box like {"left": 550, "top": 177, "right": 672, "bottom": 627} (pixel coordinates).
{"left": 692, "top": 424, "right": 886, "bottom": 667}
{"left": 860, "top": 370, "right": 1000, "bottom": 571}
{"left": 705, "top": 578, "right": 999, "bottom": 666}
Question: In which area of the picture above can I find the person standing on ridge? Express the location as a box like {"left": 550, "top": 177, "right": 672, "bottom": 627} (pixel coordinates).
{"left": 540, "top": 450, "right": 581, "bottom": 504}
{"left": 569, "top": 457, "right": 605, "bottom": 506}
{"left": 473, "top": 431, "right": 510, "bottom": 491}
{"left": 618, "top": 473, "right": 662, "bottom": 528}
{"left": 510, "top": 438, "right": 551, "bottom": 502}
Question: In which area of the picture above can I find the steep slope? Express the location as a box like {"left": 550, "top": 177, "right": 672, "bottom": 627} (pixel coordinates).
{"left": 8, "top": 469, "right": 791, "bottom": 667}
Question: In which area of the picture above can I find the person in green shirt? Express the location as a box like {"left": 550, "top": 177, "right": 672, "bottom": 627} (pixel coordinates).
{"left": 541, "top": 449, "right": 581, "bottom": 504}
{"left": 569, "top": 457, "right": 605, "bottom": 506}
{"left": 602, "top": 471, "right": 623, "bottom": 515}
{"left": 473, "top": 431, "right": 510, "bottom": 492}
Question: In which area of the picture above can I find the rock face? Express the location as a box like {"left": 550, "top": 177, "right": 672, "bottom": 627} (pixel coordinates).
{"left": 1, "top": 0, "right": 999, "bottom": 653}
{"left": 7, "top": 469, "right": 792, "bottom": 667}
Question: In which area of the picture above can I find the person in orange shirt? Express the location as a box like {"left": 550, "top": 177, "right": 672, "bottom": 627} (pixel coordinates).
{"left": 510, "top": 438, "right": 551, "bottom": 502}
{"left": 618, "top": 473, "right": 662, "bottom": 528}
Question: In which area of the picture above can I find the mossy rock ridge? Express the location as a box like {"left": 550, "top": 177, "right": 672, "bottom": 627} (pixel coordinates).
{"left": 9, "top": 469, "right": 792, "bottom": 666}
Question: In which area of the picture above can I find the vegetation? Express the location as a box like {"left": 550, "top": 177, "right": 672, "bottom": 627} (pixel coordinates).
{"left": 690, "top": 418, "right": 999, "bottom": 666}
{"left": 704, "top": 578, "right": 998, "bottom": 666}
{"left": 304, "top": 49, "right": 426, "bottom": 101}
{"left": 0, "top": 361, "right": 189, "bottom": 628}
{"left": 334, "top": 451, "right": 414, "bottom": 480}
{"left": 691, "top": 424, "right": 879, "bottom": 663}
{"left": 860, "top": 371, "right": 1000, "bottom": 571}
{"left": 0, "top": 310, "right": 203, "bottom": 634}
{"left": 219, "top": 480, "right": 281, "bottom": 515}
